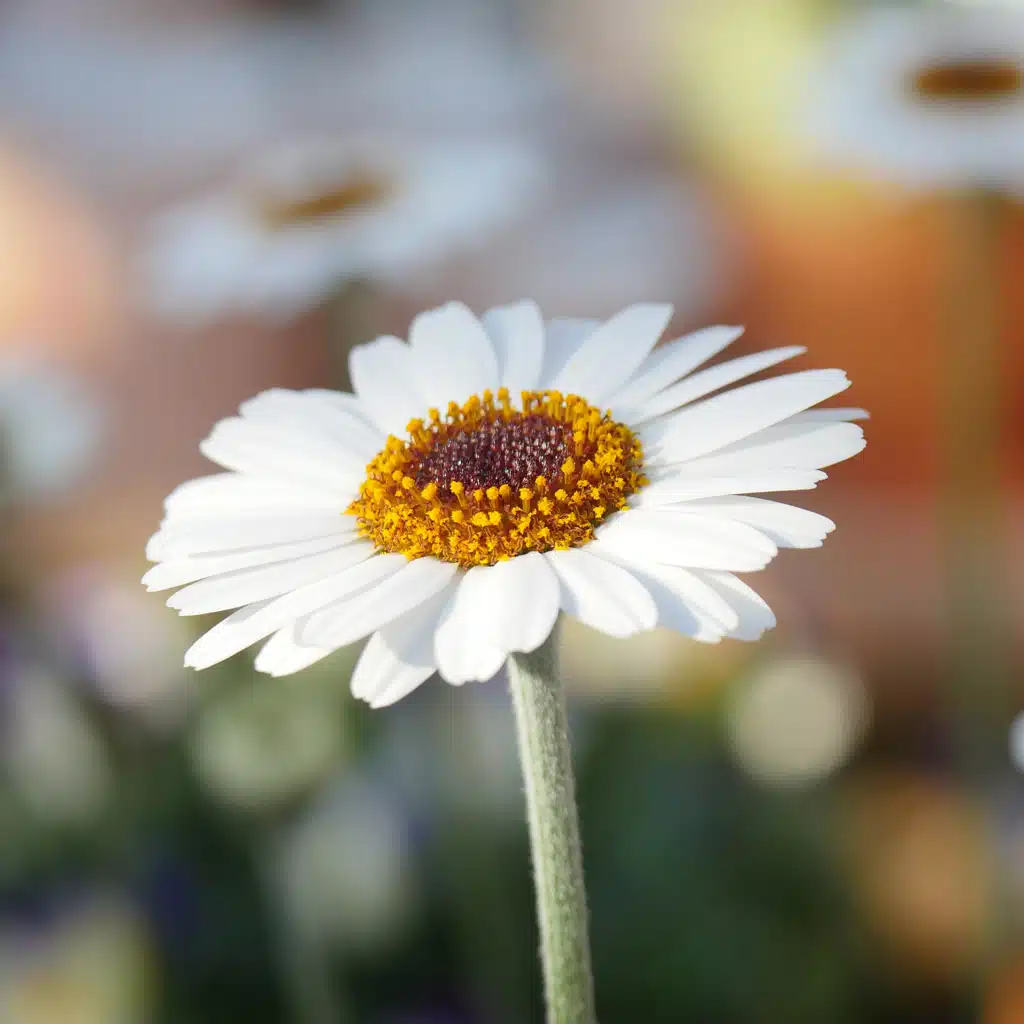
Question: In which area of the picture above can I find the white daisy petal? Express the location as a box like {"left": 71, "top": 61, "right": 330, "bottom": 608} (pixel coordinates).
{"left": 629, "top": 470, "right": 827, "bottom": 508}
{"left": 482, "top": 300, "right": 545, "bottom": 393}
{"left": 377, "top": 581, "right": 459, "bottom": 666}
{"left": 390, "top": 557, "right": 556, "bottom": 687}
{"left": 370, "top": 668, "right": 438, "bottom": 709}
{"left": 239, "top": 388, "right": 385, "bottom": 461}
{"left": 785, "top": 407, "right": 869, "bottom": 424}
{"left": 483, "top": 551, "right": 561, "bottom": 654}
{"left": 679, "top": 497, "right": 836, "bottom": 549}
{"left": 640, "top": 369, "right": 852, "bottom": 465}
{"left": 622, "top": 345, "right": 806, "bottom": 424}
{"left": 349, "top": 583, "right": 456, "bottom": 705}
{"left": 409, "top": 302, "right": 499, "bottom": 409}
{"left": 633, "top": 562, "right": 740, "bottom": 633}
{"left": 255, "top": 624, "right": 338, "bottom": 677}
{"left": 348, "top": 336, "right": 426, "bottom": 437}
{"left": 143, "top": 534, "right": 352, "bottom": 592}
{"left": 591, "top": 544, "right": 742, "bottom": 638}
{"left": 200, "top": 417, "right": 364, "bottom": 489}
{"left": 303, "top": 389, "right": 383, "bottom": 430}
{"left": 183, "top": 554, "right": 407, "bottom": 670}
{"left": 607, "top": 326, "right": 745, "bottom": 410}
{"left": 594, "top": 509, "right": 777, "bottom": 572}
{"left": 146, "top": 514, "right": 357, "bottom": 561}
{"left": 167, "top": 542, "right": 376, "bottom": 615}
{"left": 659, "top": 422, "right": 865, "bottom": 475}
{"left": 164, "top": 474, "right": 349, "bottom": 518}
{"left": 298, "top": 556, "right": 459, "bottom": 650}
{"left": 694, "top": 570, "right": 776, "bottom": 641}
{"left": 538, "top": 318, "right": 599, "bottom": 387}
{"left": 551, "top": 303, "right": 673, "bottom": 404}
{"left": 545, "top": 547, "right": 658, "bottom": 639}
{"left": 433, "top": 568, "right": 512, "bottom": 685}
{"left": 614, "top": 568, "right": 725, "bottom": 642}
{"left": 351, "top": 634, "right": 436, "bottom": 709}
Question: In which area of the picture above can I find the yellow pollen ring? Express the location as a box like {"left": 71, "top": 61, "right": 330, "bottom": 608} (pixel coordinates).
{"left": 347, "top": 390, "right": 646, "bottom": 568}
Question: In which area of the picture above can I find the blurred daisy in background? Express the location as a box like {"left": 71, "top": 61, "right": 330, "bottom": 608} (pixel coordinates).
{"left": 145, "top": 300, "right": 865, "bottom": 705}
{"left": 44, "top": 566, "right": 191, "bottom": 731}
{"left": 147, "top": 135, "right": 543, "bottom": 323}
{"left": 0, "top": 355, "right": 102, "bottom": 505}
{"left": 278, "top": 775, "right": 416, "bottom": 953}
{"left": 189, "top": 673, "right": 349, "bottom": 814}
{"left": 807, "top": 4, "right": 1024, "bottom": 191}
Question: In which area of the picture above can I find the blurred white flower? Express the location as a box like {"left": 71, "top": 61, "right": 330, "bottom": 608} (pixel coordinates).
{"left": 0, "top": 894, "right": 151, "bottom": 1024}
{"left": 807, "top": 5, "right": 1024, "bottom": 191}
{"left": 460, "top": 168, "right": 729, "bottom": 319}
{"left": 0, "top": 2, "right": 552, "bottom": 192}
{"left": 0, "top": 356, "right": 101, "bottom": 503}
{"left": 147, "top": 135, "right": 543, "bottom": 322}
{"left": 279, "top": 776, "right": 416, "bottom": 951}
{"left": 45, "top": 566, "right": 190, "bottom": 729}
{"left": 190, "top": 675, "right": 347, "bottom": 813}
{"left": 727, "top": 655, "right": 870, "bottom": 788}
{"left": 3, "top": 669, "right": 111, "bottom": 827}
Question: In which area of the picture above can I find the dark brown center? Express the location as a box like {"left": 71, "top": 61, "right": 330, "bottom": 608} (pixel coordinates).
{"left": 912, "top": 60, "right": 1022, "bottom": 102}
{"left": 413, "top": 414, "right": 572, "bottom": 494}
{"left": 256, "top": 172, "right": 390, "bottom": 229}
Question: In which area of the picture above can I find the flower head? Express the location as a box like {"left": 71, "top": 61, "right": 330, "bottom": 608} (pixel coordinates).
{"left": 147, "top": 136, "right": 542, "bottom": 322}
{"left": 807, "top": 5, "right": 1024, "bottom": 191}
{"left": 145, "top": 301, "right": 866, "bottom": 706}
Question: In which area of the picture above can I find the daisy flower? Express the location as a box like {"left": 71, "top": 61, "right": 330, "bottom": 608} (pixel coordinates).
{"left": 145, "top": 301, "right": 866, "bottom": 707}
{"left": 146, "top": 136, "right": 542, "bottom": 322}
{"left": 807, "top": 5, "right": 1024, "bottom": 190}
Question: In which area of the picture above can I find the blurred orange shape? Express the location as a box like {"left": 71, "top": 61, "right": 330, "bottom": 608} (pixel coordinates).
{"left": 840, "top": 770, "right": 994, "bottom": 984}
{"left": 0, "top": 146, "right": 117, "bottom": 362}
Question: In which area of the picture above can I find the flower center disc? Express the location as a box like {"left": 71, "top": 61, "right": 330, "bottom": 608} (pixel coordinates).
{"left": 256, "top": 171, "right": 391, "bottom": 229}
{"left": 912, "top": 59, "right": 1022, "bottom": 102}
{"left": 349, "top": 389, "right": 646, "bottom": 567}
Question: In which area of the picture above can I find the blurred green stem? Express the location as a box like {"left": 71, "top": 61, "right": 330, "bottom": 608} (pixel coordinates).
{"left": 325, "top": 279, "right": 376, "bottom": 390}
{"left": 258, "top": 830, "right": 351, "bottom": 1024}
{"left": 507, "top": 629, "right": 597, "bottom": 1024}
{"left": 944, "top": 189, "right": 1007, "bottom": 780}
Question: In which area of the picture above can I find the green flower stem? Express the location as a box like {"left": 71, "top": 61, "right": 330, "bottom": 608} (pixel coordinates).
{"left": 507, "top": 630, "right": 597, "bottom": 1024}
{"left": 258, "top": 830, "right": 351, "bottom": 1024}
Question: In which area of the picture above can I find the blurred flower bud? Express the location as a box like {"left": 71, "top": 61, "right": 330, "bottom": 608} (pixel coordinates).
{"left": 3, "top": 669, "right": 111, "bottom": 827}
{"left": 727, "top": 655, "right": 870, "bottom": 788}
{"left": 279, "top": 776, "right": 416, "bottom": 952}
{"left": 190, "top": 675, "right": 346, "bottom": 814}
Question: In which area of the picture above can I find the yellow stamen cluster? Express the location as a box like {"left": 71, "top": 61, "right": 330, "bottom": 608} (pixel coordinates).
{"left": 255, "top": 171, "right": 391, "bottom": 229}
{"left": 348, "top": 388, "right": 646, "bottom": 568}
{"left": 912, "top": 60, "right": 1022, "bottom": 102}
